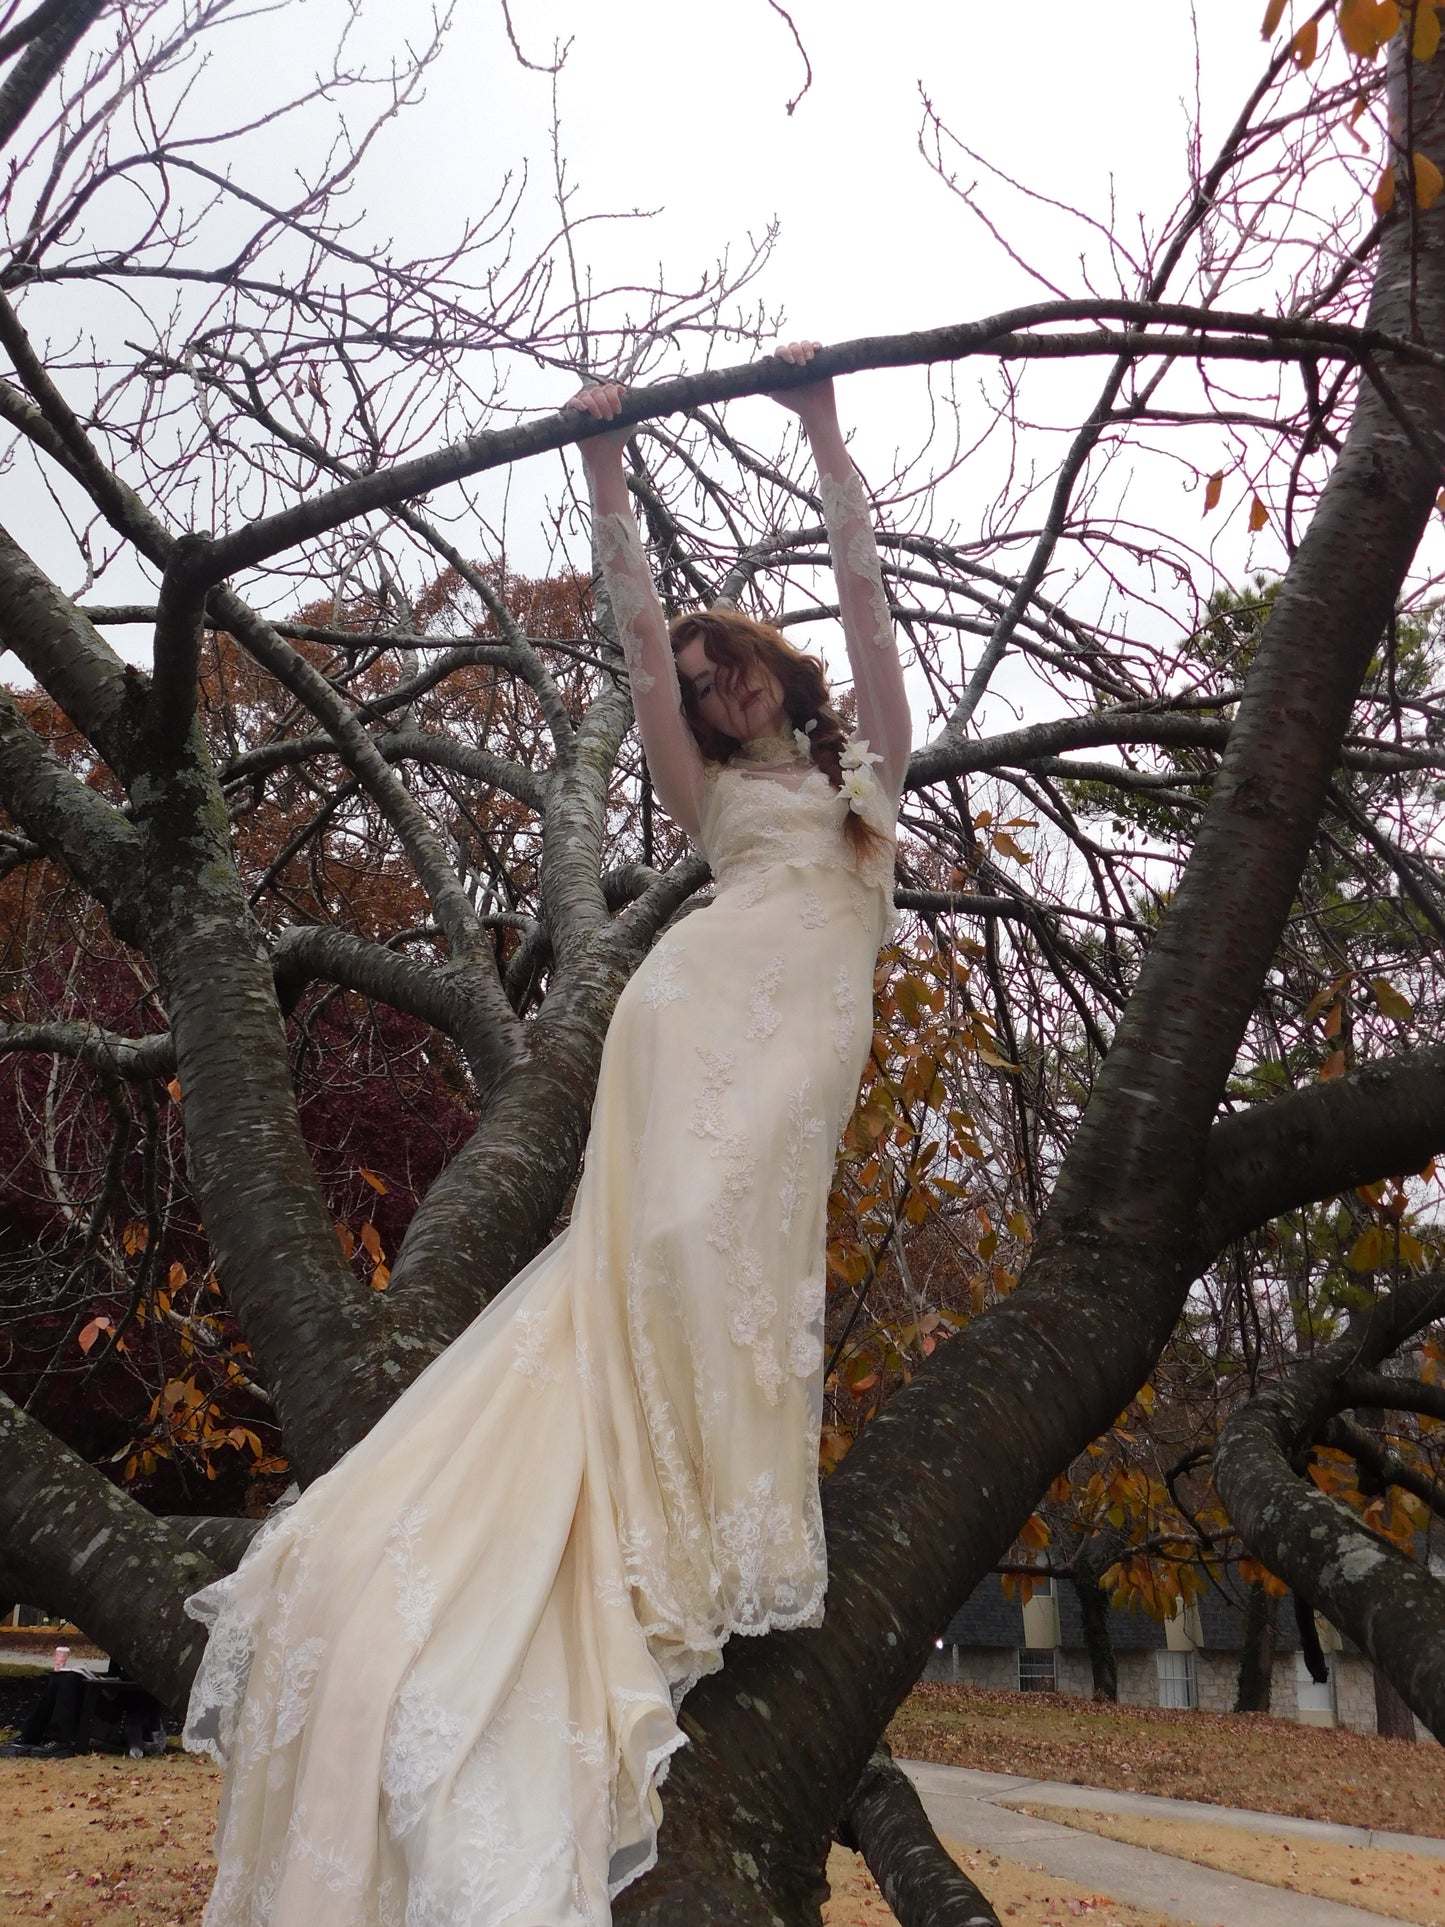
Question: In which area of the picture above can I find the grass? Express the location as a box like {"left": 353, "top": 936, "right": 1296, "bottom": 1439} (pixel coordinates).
{"left": 887, "top": 1683, "right": 1445, "bottom": 1837}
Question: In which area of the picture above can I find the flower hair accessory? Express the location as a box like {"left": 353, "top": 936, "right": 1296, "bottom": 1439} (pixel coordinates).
{"left": 792, "top": 716, "right": 820, "bottom": 758}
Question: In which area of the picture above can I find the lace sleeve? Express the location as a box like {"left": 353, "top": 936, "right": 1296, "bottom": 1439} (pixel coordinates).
{"left": 819, "top": 467, "right": 911, "bottom": 803}
{"left": 594, "top": 508, "right": 707, "bottom": 844}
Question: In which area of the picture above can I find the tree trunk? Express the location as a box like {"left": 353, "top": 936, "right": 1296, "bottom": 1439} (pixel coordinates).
{"left": 1073, "top": 1572, "right": 1118, "bottom": 1702}
{"left": 1375, "top": 1666, "right": 1419, "bottom": 1741}
{"left": 1234, "top": 1583, "right": 1276, "bottom": 1713}
{"left": 1069, "top": 1527, "right": 1126, "bottom": 1701}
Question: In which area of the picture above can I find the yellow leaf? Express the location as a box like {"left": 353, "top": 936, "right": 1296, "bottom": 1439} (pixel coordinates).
{"left": 1414, "top": 150, "right": 1444, "bottom": 205}
{"left": 1373, "top": 164, "right": 1398, "bottom": 213}
{"left": 1019, "top": 1512, "right": 1051, "bottom": 1550}
{"left": 991, "top": 830, "right": 1032, "bottom": 864}
{"left": 1203, "top": 469, "right": 1224, "bottom": 514}
{"left": 1249, "top": 494, "right": 1270, "bottom": 532}
{"left": 1370, "top": 975, "right": 1414, "bottom": 1021}
{"left": 1340, "top": 0, "right": 1399, "bottom": 56}
{"left": 359, "top": 1166, "right": 388, "bottom": 1194}
{"left": 1348, "top": 1222, "right": 1387, "bottom": 1270}
{"left": 370, "top": 1262, "right": 391, "bottom": 1291}
{"left": 359, "top": 1220, "right": 383, "bottom": 1261}
{"left": 1262, "top": 0, "right": 1287, "bottom": 33}
{"left": 1292, "top": 16, "right": 1320, "bottom": 62}
{"left": 1437, "top": 488, "right": 1445, "bottom": 514}
{"left": 1415, "top": 0, "right": 1441, "bottom": 58}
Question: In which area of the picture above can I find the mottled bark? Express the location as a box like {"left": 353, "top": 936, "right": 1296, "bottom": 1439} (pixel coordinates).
{"left": 0, "top": 1392, "right": 217, "bottom": 1710}
{"left": 130, "top": 716, "right": 386, "bottom": 1487}
{"left": 838, "top": 1747, "right": 1001, "bottom": 1927}
{"left": 1233, "top": 1583, "right": 1277, "bottom": 1713}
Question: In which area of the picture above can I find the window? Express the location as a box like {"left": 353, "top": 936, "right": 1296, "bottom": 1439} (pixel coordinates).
{"left": 1156, "top": 1649, "right": 1197, "bottom": 1709}
{"left": 1018, "top": 1649, "right": 1057, "bottom": 1693}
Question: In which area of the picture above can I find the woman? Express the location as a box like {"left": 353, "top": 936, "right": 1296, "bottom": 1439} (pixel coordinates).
{"left": 182, "top": 344, "right": 910, "bottom": 1927}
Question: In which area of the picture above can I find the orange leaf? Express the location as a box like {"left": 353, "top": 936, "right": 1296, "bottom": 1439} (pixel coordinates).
{"left": 1340, "top": 0, "right": 1400, "bottom": 56}
{"left": 1291, "top": 16, "right": 1320, "bottom": 62}
{"left": 1248, "top": 494, "right": 1270, "bottom": 532}
{"left": 165, "top": 1077, "right": 182, "bottom": 1103}
{"left": 1413, "top": 150, "right": 1444, "bottom": 206}
{"left": 359, "top": 1166, "right": 388, "bottom": 1194}
{"left": 359, "top": 1221, "right": 383, "bottom": 1261}
{"left": 1415, "top": 0, "right": 1441, "bottom": 59}
{"left": 370, "top": 1262, "right": 391, "bottom": 1291}
{"left": 1203, "top": 469, "right": 1224, "bottom": 514}
{"left": 1320, "top": 1047, "right": 1348, "bottom": 1080}
{"left": 1261, "top": 0, "right": 1287, "bottom": 33}
{"left": 78, "top": 1315, "right": 113, "bottom": 1355}
{"left": 1373, "top": 163, "right": 1398, "bottom": 213}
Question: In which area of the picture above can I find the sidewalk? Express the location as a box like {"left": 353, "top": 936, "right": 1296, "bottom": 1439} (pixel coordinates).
{"left": 899, "top": 1757, "right": 1442, "bottom": 1927}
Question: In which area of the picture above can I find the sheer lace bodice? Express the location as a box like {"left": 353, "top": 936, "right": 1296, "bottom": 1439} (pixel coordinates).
{"left": 700, "top": 757, "right": 897, "bottom": 908}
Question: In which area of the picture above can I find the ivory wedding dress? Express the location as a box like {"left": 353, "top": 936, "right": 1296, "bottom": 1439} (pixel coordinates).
{"left": 183, "top": 464, "right": 911, "bottom": 1927}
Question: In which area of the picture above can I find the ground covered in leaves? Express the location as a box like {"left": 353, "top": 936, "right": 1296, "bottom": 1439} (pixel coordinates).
{"left": 888, "top": 1684, "right": 1445, "bottom": 1837}
{"left": 3, "top": 1689, "right": 1443, "bottom": 1925}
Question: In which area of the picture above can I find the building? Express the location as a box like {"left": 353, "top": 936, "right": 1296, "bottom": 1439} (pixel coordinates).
{"left": 925, "top": 1574, "right": 1427, "bottom": 1738}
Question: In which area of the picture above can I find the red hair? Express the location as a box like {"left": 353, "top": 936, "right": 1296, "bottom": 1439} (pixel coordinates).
{"left": 669, "top": 607, "right": 885, "bottom": 862}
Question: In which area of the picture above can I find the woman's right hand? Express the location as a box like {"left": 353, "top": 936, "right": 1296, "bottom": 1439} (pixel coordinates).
{"left": 567, "top": 382, "right": 630, "bottom": 463}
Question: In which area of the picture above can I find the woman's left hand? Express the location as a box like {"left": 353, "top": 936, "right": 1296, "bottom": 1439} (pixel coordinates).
{"left": 764, "top": 340, "right": 836, "bottom": 421}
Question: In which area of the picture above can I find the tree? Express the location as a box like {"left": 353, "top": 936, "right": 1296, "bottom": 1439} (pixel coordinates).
{"left": 2, "top": 5, "right": 1445, "bottom": 1923}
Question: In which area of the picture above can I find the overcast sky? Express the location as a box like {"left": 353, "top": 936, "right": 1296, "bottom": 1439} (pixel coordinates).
{"left": 1, "top": 2, "right": 1386, "bottom": 724}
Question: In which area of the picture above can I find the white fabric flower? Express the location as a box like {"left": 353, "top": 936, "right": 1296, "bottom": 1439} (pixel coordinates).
{"left": 839, "top": 736, "right": 883, "bottom": 773}
{"left": 793, "top": 727, "right": 813, "bottom": 758}
{"left": 840, "top": 767, "right": 873, "bottom": 812}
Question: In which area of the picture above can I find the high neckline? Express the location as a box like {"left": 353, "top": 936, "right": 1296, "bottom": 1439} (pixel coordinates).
{"left": 736, "top": 729, "right": 809, "bottom": 767}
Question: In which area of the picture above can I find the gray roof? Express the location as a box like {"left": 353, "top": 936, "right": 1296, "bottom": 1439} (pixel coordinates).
{"left": 939, "top": 1574, "right": 1358, "bottom": 1654}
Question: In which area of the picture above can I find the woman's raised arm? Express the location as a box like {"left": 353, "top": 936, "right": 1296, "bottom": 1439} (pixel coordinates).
{"left": 570, "top": 385, "right": 708, "bottom": 844}
{"left": 768, "top": 345, "right": 912, "bottom": 804}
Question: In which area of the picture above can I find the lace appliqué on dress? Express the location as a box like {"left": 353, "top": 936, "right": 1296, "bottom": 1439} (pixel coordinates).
{"left": 746, "top": 954, "right": 785, "bottom": 1040}
{"left": 641, "top": 945, "right": 682, "bottom": 1008}
{"left": 595, "top": 512, "right": 658, "bottom": 696}
{"left": 778, "top": 1078, "right": 824, "bottom": 1240}
{"left": 382, "top": 1672, "right": 465, "bottom": 1838}
{"left": 820, "top": 470, "right": 893, "bottom": 648}
{"left": 386, "top": 1505, "right": 439, "bottom": 1647}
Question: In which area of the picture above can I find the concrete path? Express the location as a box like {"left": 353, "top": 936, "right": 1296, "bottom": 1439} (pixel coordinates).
{"left": 898, "top": 1757, "right": 1441, "bottom": 1927}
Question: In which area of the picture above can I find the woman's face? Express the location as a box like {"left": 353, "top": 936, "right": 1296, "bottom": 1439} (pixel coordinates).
{"left": 675, "top": 638, "right": 787, "bottom": 743}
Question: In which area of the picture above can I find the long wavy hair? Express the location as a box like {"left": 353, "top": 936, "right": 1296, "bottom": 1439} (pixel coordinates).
{"left": 668, "top": 607, "right": 885, "bottom": 863}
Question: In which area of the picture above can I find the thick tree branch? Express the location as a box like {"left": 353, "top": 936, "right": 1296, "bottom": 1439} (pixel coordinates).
{"left": 1198, "top": 1049, "right": 1445, "bottom": 1258}
{"left": 839, "top": 1746, "right": 1002, "bottom": 1927}
{"left": 0, "top": 1391, "right": 218, "bottom": 1711}
{"left": 0, "top": 0, "right": 108, "bottom": 153}
{"left": 0, "top": 685, "right": 142, "bottom": 934}
{"left": 144, "top": 300, "right": 1445, "bottom": 589}
{"left": 1215, "top": 1275, "right": 1445, "bottom": 1738}
{"left": 1323, "top": 1414, "right": 1445, "bottom": 1523}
